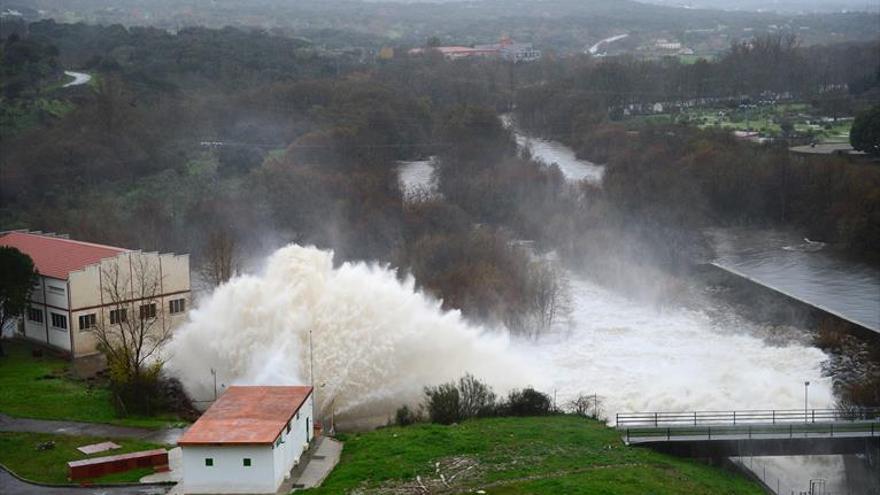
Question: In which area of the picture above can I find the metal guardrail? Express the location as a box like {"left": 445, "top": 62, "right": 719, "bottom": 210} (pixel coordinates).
{"left": 616, "top": 408, "right": 880, "bottom": 427}
{"left": 621, "top": 420, "right": 880, "bottom": 443}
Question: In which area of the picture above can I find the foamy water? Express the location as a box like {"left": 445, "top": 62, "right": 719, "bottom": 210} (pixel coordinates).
{"left": 535, "top": 275, "right": 833, "bottom": 417}
{"left": 397, "top": 158, "right": 438, "bottom": 199}
{"left": 166, "top": 245, "right": 533, "bottom": 422}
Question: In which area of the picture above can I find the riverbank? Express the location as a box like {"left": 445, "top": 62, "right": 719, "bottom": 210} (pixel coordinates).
{"left": 302, "top": 416, "right": 763, "bottom": 494}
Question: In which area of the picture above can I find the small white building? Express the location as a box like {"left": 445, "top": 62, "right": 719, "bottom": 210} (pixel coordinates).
{"left": 0, "top": 231, "right": 190, "bottom": 358}
{"left": 179, "top": 386, "right": 315, "bottom": 494}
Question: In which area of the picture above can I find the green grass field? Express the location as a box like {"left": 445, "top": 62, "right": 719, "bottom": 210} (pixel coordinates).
{"left": 0, "top": 341, "right": 178, "bottom": 429}
{"left": 625, "top": 102, "right": 853, "bottom": 144}
{"left": 302, "top": 416, "right": 762, "bottom": 494}
{"left": 0, "top": 431, "right": 164, "bottom": 484}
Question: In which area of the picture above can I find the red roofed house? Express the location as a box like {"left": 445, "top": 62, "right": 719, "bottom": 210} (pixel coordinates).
{"left": 0, "top": 231, "right": 190, "bottom": 358}
{"left": 179, "top": 386, "right": 315, "bottom": 494}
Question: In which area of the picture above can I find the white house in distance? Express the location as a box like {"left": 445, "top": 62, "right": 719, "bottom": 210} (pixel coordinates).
{"left": 178, "top": 386, "right": 315, "bottom": 494}
{"left": 0, "top": 231, "right": 191, "bottom": 358}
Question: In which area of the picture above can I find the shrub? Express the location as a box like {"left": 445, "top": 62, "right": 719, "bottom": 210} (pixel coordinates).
{"left": 566, "top": 393, "right": 605, "bottom": 420}
{"left": 458, "top": 374, "right": 497, "bottom": 418}
{"left": 504, "top": 388, "right": 553, "bottom": 417}
{"left": 424, "top": 383, "right": 462, "bottom": 425}
{"left": 394, "top": 405, "right": 422, "bottom": 426}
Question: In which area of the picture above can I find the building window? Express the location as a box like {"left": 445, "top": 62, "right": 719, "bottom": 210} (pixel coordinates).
{"left": 50, "top": 313, "right": 67, "bottom": 329}
{"left": 243, "top": 458, "right": 252, "bottom": 467}
{"left": 169, "top": 298, "right": 186, "bottom": 314}
{"left": 139, "top": 303, "right": 157, "bottom": 320}
{"left": 110, "top": 308, "right": 127, "bottom": 325}
{"left": 286, "top": 420, "right": 291, "bottom": 435}
{"left": 205, "top": 458, "right": 213, "bottom": 467}
{"left": 27, "top": 307, "right": 43, "bottom": 323}
{"left": 275, "top": 436, "right": 283, "bottom": 447}
{"left": 78, "top": 314, "right": 97, "bottom": 331}
{"left": 47, "top": 285, "right": 65, "bottom": 295}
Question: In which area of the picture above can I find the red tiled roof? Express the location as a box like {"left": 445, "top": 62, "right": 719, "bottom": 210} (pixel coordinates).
{"left": 0, "top": 231, "right": 128, "bottom": 280}
{"left": 178, "top": 386, "right": 313, "bottom": 446}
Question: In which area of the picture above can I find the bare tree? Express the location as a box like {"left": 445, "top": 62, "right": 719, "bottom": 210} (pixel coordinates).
{"left": 527, "top": 260, "right": 571, "bottom": 339}
{"left": 566, "top": 393, "right": 604, "bottom": 420}
{"left": 199, "top": 229, "right": 238, "bottom": 288}
{"left": 93, "top": 254, "right": 171, "bottom": 383}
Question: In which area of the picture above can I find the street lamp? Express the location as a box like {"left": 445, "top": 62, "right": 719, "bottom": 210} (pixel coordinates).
{"left": 804, "top": 381, "right": 810, "bottom": 424}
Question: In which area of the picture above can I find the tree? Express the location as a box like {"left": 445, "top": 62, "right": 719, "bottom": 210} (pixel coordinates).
{"left": 526, "top": 261, "right": 571, "bottom": 338}
{"left": 851, "top": 104, "right": 880, "bottom": 157}
{"left": 458, "top": 374, "right": 496, "bottom": 418}
{"left": 92, "top": 254, "right": 171, "bottom": 415}
{"left": 424, "top": 382, "right": 462, "bottom": 425}
{"left": 199, "top": 229, "right": 238, "bottom": 288}
{"left": 0, "top": 247, "right": 38, "bottom": 357}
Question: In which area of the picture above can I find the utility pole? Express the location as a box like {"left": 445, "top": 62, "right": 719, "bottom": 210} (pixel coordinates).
{"left": 804, "top": 381, "right": 810, "bottom": 424}
{"left": 211, "top": 368, "right": 217, "bottom": 401}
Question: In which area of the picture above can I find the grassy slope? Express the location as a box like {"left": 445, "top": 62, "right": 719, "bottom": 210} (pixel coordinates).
{"left": 0, "top": 341, "right": 177, "bottom": 429}
{"left": 0, "top": 431, "right": 164, "bottom": 484}
{"left": 304, "top": 416, "right": 762, "bottom": 495}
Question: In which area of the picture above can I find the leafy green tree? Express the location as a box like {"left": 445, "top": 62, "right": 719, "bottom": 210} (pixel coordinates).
{"left": 0, "top": 247, "right": 38, "bottom": 357}
{"left": 851, "top": 105, "right": 880, "bottom": 156}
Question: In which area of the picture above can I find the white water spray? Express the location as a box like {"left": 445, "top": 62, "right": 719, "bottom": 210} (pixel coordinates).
{"left": 166, "top": 245, "right": 534, "bottom": 424}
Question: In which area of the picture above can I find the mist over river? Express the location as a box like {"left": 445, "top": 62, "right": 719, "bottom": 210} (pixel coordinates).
{"left": 167, "top": 125, "right": 873, "bottom": 493}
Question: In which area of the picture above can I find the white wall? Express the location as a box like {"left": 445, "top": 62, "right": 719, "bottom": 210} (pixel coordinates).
{"left": 68, "top": 251, "right": 191, "bottom": 357}
{"left": 23, "top": 275, "right": 71, "bottom": 351}
{"left": 182, "top": 445, "right": 275, "bottom": 494}
{"left": 271, "top": 394, "right": 314, "bottom": 488}
{"left": 181, "top": 394, "right": 314, "bottom": 494}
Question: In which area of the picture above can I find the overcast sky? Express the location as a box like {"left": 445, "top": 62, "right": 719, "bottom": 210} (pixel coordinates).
{"left": 637, "top": 0, "right": 878, "bottom": 13}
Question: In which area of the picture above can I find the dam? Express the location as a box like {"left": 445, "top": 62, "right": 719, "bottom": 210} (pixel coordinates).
{"left": 709, "top": 228, "right": 880, "bottom": 335}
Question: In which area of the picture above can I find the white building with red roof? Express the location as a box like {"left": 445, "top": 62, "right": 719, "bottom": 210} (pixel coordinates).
{"left": 0, "top": 231, "right": 190, "bottom": 358}
{"left": 179, "top": 386, "right": 315, "bottom": 494}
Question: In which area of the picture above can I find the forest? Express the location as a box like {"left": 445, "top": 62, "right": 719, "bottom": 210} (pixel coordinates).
{"left": 1, "top": 22, "right": 879, "bottom": 339}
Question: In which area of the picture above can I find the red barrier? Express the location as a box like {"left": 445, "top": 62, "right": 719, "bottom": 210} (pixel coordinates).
{"left": 68, "top": 449, "right": 168, "bottom": 481}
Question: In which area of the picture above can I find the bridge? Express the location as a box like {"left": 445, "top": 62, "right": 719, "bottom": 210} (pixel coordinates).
{"left": 616, "top": 408, "right": 880, "bottom": 458}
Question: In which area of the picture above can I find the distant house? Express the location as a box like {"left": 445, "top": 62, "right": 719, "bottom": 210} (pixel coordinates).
{"left": 179, "top": 386, "right": 315, "bottom": 494}
{"left": 410, "top": 37, "right": 541, "bottom": 62}
{"left": 0, "top": 231, "right": 190, "bottom": 358}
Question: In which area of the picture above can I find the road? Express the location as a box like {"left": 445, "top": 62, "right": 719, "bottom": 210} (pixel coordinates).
{"left": 0, "top": 468, "right": 169, "bottom": 495}
{"left": 63, "top": 71, "right": 92, "bottom": 88}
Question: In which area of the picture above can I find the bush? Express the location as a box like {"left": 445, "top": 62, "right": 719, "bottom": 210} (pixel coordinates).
{"left": 394, "top": 405, "right": 421, "bottom": 427}
{"left": 503, "top": 388, "right": 553, "bottom": 417}
{"left": 424, "top": 374, "right": 499, "bottom": 425}
{"left": 566, "top": 393, "right": 604, "bottom": 420}
{"left": 424, "top": 383, "right": 462, "bottom": 425}
{"left": 458, "top": 374, "right": 497, "bottom": 418}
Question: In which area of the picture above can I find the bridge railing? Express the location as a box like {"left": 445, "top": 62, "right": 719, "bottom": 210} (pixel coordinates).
{"left": 616, "top": 408, "right": 880, "bottom": 427}
{"left": 621, "top": 420, "right": 879, "bottom": 443}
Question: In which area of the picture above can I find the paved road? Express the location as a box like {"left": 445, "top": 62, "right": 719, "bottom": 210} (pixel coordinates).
{"left": 0, "top": 414, "right": 186, "bottom": 445}
{"left": 1, "top": 468, "right": 169, "bottom": 495}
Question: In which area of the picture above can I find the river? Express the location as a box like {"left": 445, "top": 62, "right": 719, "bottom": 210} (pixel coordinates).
{"left": 501, "top": 114, "right": 605, "bottom": 183}
{"left": 395, "top": 122, "right": 877, "bottom": 493}
{"left": 710, "top": 228, "right": 880, "bottom": 333}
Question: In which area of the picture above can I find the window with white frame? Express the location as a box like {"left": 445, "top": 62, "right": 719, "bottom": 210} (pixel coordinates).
{"left": 169, "top": 298, "right": 186, "bottom": 314}
{"left": 110, "top": 308, "right": 127, "bottom": 324}
{"left": 50, "top": 313, "right": 67, "bottom": 329}
{"left": 138, "top": 303, "right": 157, "bottom": 320}
{"left": 78, "top": 313, "right": 96, "bottom": 331}
{"left": 27, "top": 307, "right": 43, "bottom": 323}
